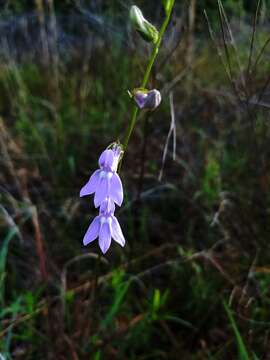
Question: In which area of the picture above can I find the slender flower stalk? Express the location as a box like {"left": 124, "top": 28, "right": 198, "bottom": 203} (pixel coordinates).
{"left": 123, "top": 1, "right": 175, "bottom": 152}
{"left": 80, "top": 3, "right": 175, "bottom": 253}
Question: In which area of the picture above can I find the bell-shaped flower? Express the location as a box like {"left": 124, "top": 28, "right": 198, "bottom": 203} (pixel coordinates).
{"left": 83, "top": 197, "right": 125, "bottom": 254}
{"left": 80, "top": 146, "right": 123, "bottom": 207}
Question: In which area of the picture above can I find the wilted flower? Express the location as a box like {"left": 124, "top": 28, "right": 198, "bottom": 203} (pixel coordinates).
{"left": 129, "top": 5, "right": 159, "bottom": 44}
{"left": 133, "top": 89, "right": 161, "bottom": 110}
{"left": 83, "top": 197, "right": 125, "bottom": 254}
{"left": 80, "top": 146, "right": 123, "bottom": 207}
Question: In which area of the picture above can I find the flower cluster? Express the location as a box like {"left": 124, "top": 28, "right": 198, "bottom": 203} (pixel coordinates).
{"left": 80, "top": 144, "right": 125, "bottom": 254}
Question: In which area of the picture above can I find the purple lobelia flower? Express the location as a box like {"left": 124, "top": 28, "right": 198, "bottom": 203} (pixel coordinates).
{"left": 83, "top": 197, "right": 125, "bottom": 254}
{"left": 80, "top": 145, "right": 123, "bottom": 207}
{"left": 80, "top": 143, "right": 125, "bottom": 253}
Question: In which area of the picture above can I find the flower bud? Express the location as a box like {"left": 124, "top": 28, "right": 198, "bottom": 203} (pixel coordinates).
{"left": 133, "top": 88, "right": 161, "bottom": 110}
{"left": 129, "top": 5, "right": 159, "bottom": 44}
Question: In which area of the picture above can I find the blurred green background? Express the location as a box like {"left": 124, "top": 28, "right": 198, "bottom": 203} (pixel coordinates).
{"left": 0, "top": 0, "right": 270, "bottom": 359}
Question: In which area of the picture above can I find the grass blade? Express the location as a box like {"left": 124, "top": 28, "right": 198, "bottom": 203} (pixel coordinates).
{"left": 223, "top": 301, "right": 249, "bottom": 360}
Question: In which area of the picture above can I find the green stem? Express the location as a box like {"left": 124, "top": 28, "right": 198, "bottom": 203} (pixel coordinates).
{"left": 122, "top": 2, "right": 175, "bottom": 151}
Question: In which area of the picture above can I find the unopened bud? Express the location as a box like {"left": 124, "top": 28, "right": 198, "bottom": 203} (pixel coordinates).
{"left": 133, "top": 88, "right": 162, "bottom": 110}
{"left": 129, "top": 5, "right": 159, "bottom": 44}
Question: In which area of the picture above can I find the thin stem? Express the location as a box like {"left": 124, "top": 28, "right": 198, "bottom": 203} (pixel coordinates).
{"left": 91, "top": 254, "right": 101, "bottom": 329}
{"left": 137, "top": 113, "right": 151, "bottom": 200}
{"left": 247, "top": 0, "right": 261, "bottom": 77}
{"left": 123, "top": 105, "right": 138, "bottom": 151}
{"left": 251, "top": 35, "right": 270, "bottom": 75}
{"left": 122, "top": 2, "right": 175, "bottom": 151}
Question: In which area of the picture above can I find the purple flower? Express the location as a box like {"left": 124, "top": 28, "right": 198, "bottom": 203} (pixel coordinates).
{"left": 83, "top": 197, "right": 125, "bottom": 254}
{"left": 80, "top": 147, "right": 123, "bottom": 207}
{"left": 80, "top": 144, "right": 126, "bottom": 253}
{"left": 134, "top": 89, "right": 161, "bottom": 110}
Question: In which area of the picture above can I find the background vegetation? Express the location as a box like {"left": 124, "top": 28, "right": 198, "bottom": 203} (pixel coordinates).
{"left": 0, "top": 0, "right": 270, "bottom": 359}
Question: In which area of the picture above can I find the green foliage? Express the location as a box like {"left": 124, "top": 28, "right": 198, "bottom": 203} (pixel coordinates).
{"left": 93, "top": 350, "right": 102, "bottom": 360}
{"left": 223, "top": 302, "right": 250, "bottom": 360}
{"left": 0, "top": 227, "right": 17, "bottom": 305}
{"left": 101, "top": 270, "right": 131, "bottom": 328}
{"left": 149, "top": 288, "right": 169, "bottom": 320}
{"left": 202, "top": 152, "right": 221, "bottom": 205}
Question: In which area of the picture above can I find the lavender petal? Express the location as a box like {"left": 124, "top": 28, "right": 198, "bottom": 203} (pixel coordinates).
{"left": 134, "top": 93, "right": 147, "bottom": 109}
{"left": 99, "top": 221, "right": 112, "bottom": 253}
{"left": 143, "top": 89, "right": 161, "bottom": 110}
{"left": 99, "top": 149, "right": 114, "bottom": 169}
{"left": 94, "top": 174, "right": 109, "bottom": 207}
{"left": 99, "top": 197, "right": 115, "bottom": 215}
{"left": 80, "top": 169, "right": 101, "bottom": 197}
{"left": 111, "top": 216, "right": 125, "bottom": 247}
{"left": 110, "top": 173, "right": 123, "bottom": 206}
{"left": 83, "top": 216, "right": 100, "bottom": 246}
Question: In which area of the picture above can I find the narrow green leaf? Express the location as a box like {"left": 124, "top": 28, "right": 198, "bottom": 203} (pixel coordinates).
{"left": 223, "top": 301, "right": 250, "bottom": 360}
{"left": 152, "top": 289, "right": 161, "bottom": 312}
{"left": 163, "top": 315, "right": 195, "bottom": 329}
{"left": 101, "top": 281, "right": 130, "bottom": 327}
{"left": 0, "top": 227, "right": 19, "bottom": 305}
{"left": 253, "top": 353, "right": 260, "bottom": 360}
